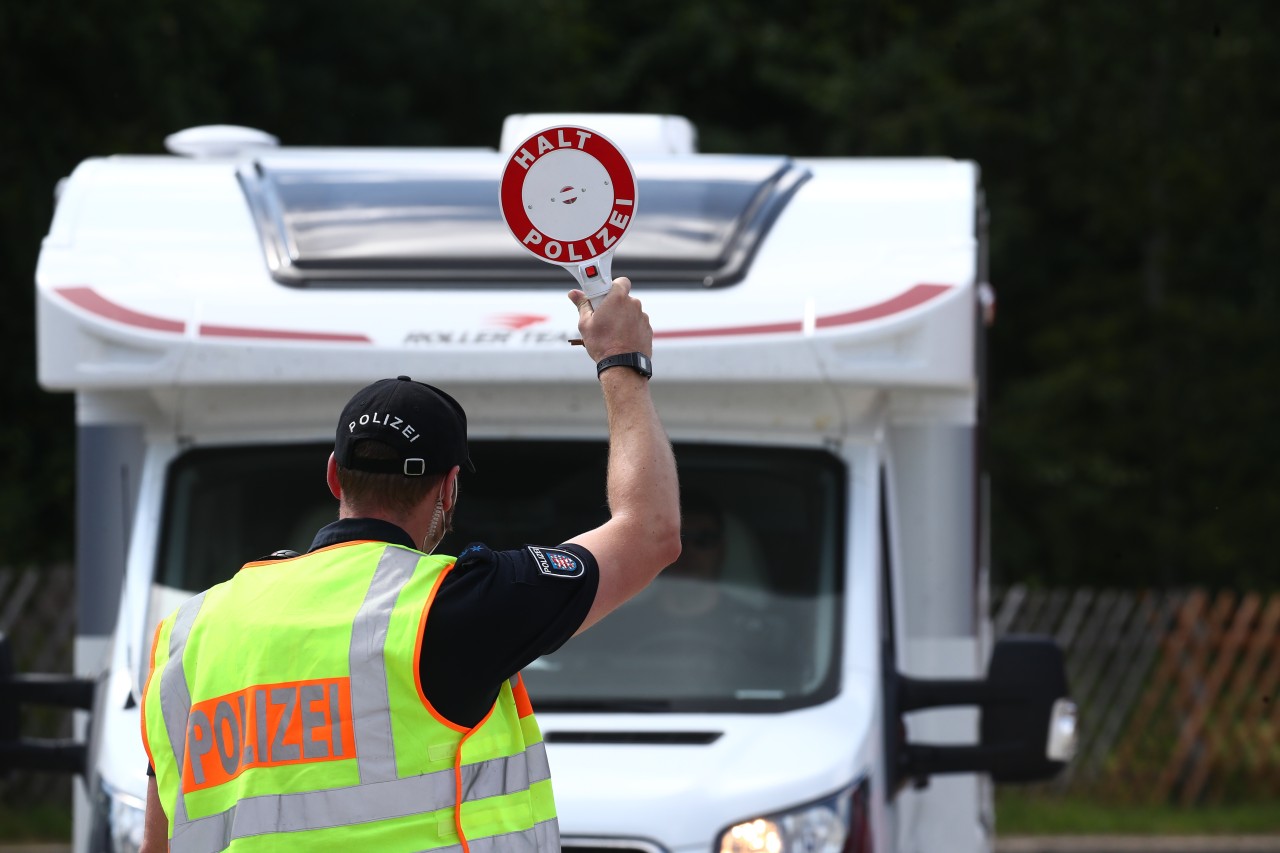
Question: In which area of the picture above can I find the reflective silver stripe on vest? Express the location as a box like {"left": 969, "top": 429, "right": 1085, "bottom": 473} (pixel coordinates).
{"left": 459, "top": 739, "right": 550, "bottom": 803}
{"left": 158, "top": 591, "right": 208, "bottom": 828}
{"left": 170, "top": 742, "right": 552, "bottom": 853}
{"left": 423, "top": 816, "right": 561, "bottom": 853}
{"left": 348, "top": 545, "right": 420, "bottom": 784}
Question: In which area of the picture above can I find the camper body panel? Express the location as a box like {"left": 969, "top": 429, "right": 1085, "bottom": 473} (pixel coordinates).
{"left": 37, "top": 154, "right": 976, "bottom": 395}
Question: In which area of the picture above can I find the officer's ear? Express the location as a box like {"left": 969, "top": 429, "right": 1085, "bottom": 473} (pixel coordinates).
{"left": 327, "top": 452, "right": 342, "bottom": 500}
{"left": 441, "top": 465, "right": 461, "bottom": 511}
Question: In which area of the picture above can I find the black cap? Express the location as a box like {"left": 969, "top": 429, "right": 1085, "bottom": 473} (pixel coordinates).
{"left": 335, "top": 376, "right": 474, "bottom": 477}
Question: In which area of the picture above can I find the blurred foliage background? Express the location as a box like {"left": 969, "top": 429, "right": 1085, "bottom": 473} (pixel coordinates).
{"left": 0, "top": 0, "right": 1276, "bottom": 588}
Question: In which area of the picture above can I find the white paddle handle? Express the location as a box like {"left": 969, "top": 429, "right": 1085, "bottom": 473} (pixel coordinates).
{"left": 570, "top": 252, "right": 616, "bottom": 310}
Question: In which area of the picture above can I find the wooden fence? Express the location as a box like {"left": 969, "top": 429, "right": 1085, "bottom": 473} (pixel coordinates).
{"left": 2, "top": 569, "right": 1277, "bottom": 808}
{"left": 994, "top": 585, "right": 1280, "bottom": 805}
{"left": 0, "top": 565, "right": 76, "bottom": 809}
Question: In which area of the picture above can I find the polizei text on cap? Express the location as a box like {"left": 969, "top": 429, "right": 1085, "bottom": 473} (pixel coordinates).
{"left": 349, "top": 412, "right": 420, "bottom": 442}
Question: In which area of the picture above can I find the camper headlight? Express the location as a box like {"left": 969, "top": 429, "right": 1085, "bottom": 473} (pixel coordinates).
{"left": 93, "top": 778, "right": 146, "bottom": 853}
{"left": 717, "top": 780, "right": 871, "bottom": 853}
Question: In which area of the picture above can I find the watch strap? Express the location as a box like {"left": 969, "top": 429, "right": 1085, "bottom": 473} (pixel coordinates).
{"left": 596, "top": 351, "right": 653, "bottom": 379}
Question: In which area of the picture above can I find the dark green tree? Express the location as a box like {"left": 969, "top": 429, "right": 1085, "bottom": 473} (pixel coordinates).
{"left": 1, "top": 0, "right": 1276, "bottom": 588}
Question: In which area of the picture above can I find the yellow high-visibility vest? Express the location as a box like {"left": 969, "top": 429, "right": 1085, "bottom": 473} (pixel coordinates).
{"left": 142, "top": 540, "right": 557, "bottom": 852}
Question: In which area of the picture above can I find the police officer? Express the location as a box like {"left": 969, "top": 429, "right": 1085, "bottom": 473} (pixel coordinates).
{"left": 139, "top": 278, "right": 680, "bottom": 852}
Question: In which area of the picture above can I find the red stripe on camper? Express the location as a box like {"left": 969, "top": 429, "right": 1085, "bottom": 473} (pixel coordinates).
{"left": 199, "top": 324, "right": 371, "bottom": 343}
{"left": 654, "top": 318, "right": 805, "bottom": 340}
{"left": 54, "top": 286, "right": 186, "bottom": 333}
{"left": 51, "top": 287, "right": 370, "bottom": 342}
{"left": 814, "top": 283, "right": 952, "bottom": 328}
{"left": 654, "top": 283, "right": 952, "bottom": 340}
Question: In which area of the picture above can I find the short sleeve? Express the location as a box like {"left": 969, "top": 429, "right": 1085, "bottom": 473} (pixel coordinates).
{"left": 419, "top": 542, "right": 599, "bottom": 727}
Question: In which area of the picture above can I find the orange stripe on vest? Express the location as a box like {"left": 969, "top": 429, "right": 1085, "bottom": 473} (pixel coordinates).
{"left": 182, "top": 676, "right": 356, "bottom": 793}
{"left": 512, "top": 674, "right": 535, "bottom": 719}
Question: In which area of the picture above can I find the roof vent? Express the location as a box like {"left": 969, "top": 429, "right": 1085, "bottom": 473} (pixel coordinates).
{"left": 500, "top": 113, "right": 697, "bottom": 157}
{"left": 165, "top": 125, "right": 279, "bottom": 159}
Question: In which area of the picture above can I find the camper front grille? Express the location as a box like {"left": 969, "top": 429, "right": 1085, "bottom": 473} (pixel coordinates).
{"left": 563, "top": 839, "right": 667, "bottom": 853}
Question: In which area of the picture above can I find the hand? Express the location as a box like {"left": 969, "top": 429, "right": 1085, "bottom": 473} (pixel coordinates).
{"left": 567, "top": 277, "right": 654, "bottom": 363}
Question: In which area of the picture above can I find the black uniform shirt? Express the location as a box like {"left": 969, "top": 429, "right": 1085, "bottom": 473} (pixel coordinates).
{"left": 148, "top": 519, "right": 598, "bottom": 775}
{"left": 309, "top": 518, "right": 600, "bottom": 726}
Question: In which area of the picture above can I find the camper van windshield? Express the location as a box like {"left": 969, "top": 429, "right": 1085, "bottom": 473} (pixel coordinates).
{"left": 157, "top": 441, "right": 843, "bottom": 712}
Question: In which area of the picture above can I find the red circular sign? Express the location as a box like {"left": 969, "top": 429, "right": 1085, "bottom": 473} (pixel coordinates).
{"left": 500, "top": 125, "right": 638, "bottom": 266}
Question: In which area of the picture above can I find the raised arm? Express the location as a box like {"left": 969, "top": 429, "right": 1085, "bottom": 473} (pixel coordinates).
{"left": 566, "top": 278, "right": 681, "bottom": 633}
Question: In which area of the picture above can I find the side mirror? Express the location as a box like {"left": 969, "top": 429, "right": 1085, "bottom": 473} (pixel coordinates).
{"left": 892, "top": 635, "right": 1077, "bottom": 787}
{"left": 0, "top": 631, "right": 96, "bottom": 775}
{"left": 979, "top": 635, "right": 1077, "bottom": 781}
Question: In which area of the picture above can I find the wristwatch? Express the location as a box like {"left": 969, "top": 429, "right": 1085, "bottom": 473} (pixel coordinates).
{"left": 596, "top": 351, "right": 653, "bottom": 380}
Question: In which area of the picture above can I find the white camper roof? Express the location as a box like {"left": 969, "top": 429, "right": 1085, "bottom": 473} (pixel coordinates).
{"left": 36, "top": 124, "right": 980, "bottom": 411}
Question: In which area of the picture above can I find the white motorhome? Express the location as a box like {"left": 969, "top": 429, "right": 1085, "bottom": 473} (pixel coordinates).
{"left": 3, "top": 115, "right": 1074, "bottom": 853}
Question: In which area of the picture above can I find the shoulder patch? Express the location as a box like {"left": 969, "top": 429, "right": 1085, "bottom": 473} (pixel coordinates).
{"left": 526, "top": 546, "right": 585, "bottom": 579}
